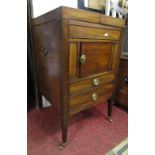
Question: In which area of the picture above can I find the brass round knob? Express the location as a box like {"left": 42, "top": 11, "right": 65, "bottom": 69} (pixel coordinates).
{"left": 93, "top": 78, "right": 100, "bottom": 86}
{"left": 92, "top": 93, "right": 98, "bottom": 101}
{"left": 80, "top": 54, "right": 86, "bottom": 64}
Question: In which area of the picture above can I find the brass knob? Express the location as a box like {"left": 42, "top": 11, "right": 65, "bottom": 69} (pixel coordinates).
{"left": 92, "top": 93, "right": 98, "bottom": 101}
{"left": 93, "top": 78, "right": 100, "bottom": 86}
{"left": 80, "top": 54, "right": 86, "bottom": 64}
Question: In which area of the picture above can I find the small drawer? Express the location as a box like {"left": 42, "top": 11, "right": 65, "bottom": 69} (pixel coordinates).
{"left": 69, "top": 73, "right": 115, "bottom": 95}
{"left": 69, "top": 83, "right": 114, "bottom": 115}
{"left": 69, "top": 25, "right": 121, "bottom": 40}
{"left": 101, "top": 15, "right": 125, "bottom": 27}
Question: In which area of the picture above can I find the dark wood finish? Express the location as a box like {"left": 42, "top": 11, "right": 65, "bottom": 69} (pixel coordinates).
{"left": 116, "top": 54, "right": 128, "bottom": 108}
{"left": 111, "top": 44, "right": 120, "bottom": 70}
{"left": 69, "top": 43, "right": 79, "bottom": 78}
{"left": 69, "top": 25, "right": 121, "bottom": 40}
{"left": 27, "top": 0, "right": 39, "bottom": 110}
{"left": 70, "top": 83, "right": 114, "bottom": 115}
{"left": 69, "top": 19, "right": 121, "bottom": 31}
{"left": 33, "top": 6, "right": 125, "bottom": 27}
{"left": 80, "top": 42, "right": 113, "bottom": 76}
{"left": 36, "top": 91, "right": 43, "bottom": 109}
{"left": 101, "top": 15, "right": 125, "bottom": 27}
{"left": 108, "top": 99, "right": 113, "bottom": 121}
{"left": 32, "top": 6, "right": 125, "bottom": 147}
{"left": 69, "top": 73, "right": 115, "bottom": 95}
{"left": 32, "top": 20, "right": 62, "bottom": 112}
{"left": 62, "top": 6, "right": 101, "bottom": 24}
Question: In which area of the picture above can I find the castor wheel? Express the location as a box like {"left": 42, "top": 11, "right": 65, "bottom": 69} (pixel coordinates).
{"left": 108, "top": 116, "right": 112, "bottom": 122}
{"left": 59, "top": 142, "right": 67, "bottom": 150}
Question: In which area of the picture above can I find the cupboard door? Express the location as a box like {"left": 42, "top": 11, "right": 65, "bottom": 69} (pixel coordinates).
{"left": 79, "top": 42, "right": 113, "bottom": 77}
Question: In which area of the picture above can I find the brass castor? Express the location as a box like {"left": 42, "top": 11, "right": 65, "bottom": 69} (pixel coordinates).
{"left": 59, "top": 142, "right": 67, "bottom": 150}
{"left": 108, "top": 116, "right": 112, "bottom": 122}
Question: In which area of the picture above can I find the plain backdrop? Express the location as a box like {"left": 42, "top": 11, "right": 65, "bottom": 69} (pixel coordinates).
{"left": 32, "top": 0, "right": 78, "bottom": 17}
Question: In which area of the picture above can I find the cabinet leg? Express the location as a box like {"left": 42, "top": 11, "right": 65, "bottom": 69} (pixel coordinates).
{"left": 59, "top": 142, "right": 67, "bottom": 150}
{"left": 36, "top": 91, "right": 43, "bottom": 109}
{"left": 108, "top": 99, "right": 113, "bottom": 122}
{"left": 59, "top": 114, "right": 68, "bottom": 150}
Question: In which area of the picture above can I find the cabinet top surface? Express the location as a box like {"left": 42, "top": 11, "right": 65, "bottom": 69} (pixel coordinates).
{"left": 32, "top": 6, "right": 125, "bottom": 27}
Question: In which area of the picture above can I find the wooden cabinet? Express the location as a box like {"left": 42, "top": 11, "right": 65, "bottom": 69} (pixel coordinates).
{"left": 32, "top": 6, "right": 125, "bottom": 148}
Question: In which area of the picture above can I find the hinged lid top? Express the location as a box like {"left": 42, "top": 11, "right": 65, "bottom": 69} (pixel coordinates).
{"left": 33, "top": 6, "right": 125, "bottom": 27}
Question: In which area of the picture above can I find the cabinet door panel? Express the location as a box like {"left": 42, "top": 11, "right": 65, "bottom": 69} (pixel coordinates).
{"left": 79, "top": 42, "right": 113, "bottom": 77}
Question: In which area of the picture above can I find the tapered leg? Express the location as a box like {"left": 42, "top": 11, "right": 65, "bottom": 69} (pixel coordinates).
{"left": 108, "top": 99, "right": 113, "bottom": 122}
{"left": 36, "top": 91, "right": 43, "bottom": 109}
{"left": 59, "top": 113, "right": 68, "bottom": 150}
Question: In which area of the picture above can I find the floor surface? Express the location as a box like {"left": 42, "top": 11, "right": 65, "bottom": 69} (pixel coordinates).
{"left": 28, "top": 102, "right": 128, "bottom": 155}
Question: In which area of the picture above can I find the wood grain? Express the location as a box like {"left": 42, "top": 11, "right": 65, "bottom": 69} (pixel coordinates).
{"left": 32, "top": 20, "right": 62, "bottom": 112}
{"left": 79, "top": 42, "right": 113, "bottom": 77}
{"left": 32, "top": 6, "right": 62, "bottom": 26}
{"left": 101, "top": 15, "right": 125, "bottom": 27}
{"left": 111, "top": 43, "right": 120, "bottom": 70}
{"left": 69, "top": 43, "right": 78, "bottom": 78}
{"left": 33, "top": 6, "right": 125, "bottom": 27}
{"left": 69, "top": 73, "right": 115, "bottom": 95}
{"left": 69, "top": 83, "right": 114, "bottom": 115}
{"left": 62, "top": 6, "right": 100, "bottom": 23}
{"left": 69, "top": 25, "right": 121, "bottom": 40}
{"left": 69, "top": 19, "right": 121, "bottom": 31}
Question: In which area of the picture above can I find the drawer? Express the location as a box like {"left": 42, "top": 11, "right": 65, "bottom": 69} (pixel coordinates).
{"left": 101, "top": 15, "right": 125, "bottom": 27}
{"left": 79, "top": 42, "right": 114, "bottom": 77}
{"left": 69, "top": 83, "right": 114, "bottom": 115}
{"left": 69, "top": 73, "right": 115, "bottom": 95}
{"left": 69, "top": 25, "right": 121, "bottom": 40}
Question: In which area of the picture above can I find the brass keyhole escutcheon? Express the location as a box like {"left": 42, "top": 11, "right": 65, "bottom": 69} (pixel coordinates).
{"left": 80, "top": 54, "right": 86, "bottom": 64}
{"left": 93, "top": 78, "right": 100, "bottom": 86}
{"left": 92, "top": 93, "right": 98, "bottom": 101}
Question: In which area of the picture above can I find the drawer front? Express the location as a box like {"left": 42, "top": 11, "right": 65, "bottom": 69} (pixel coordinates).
{"left": 69, "top": 25, "right": 121, "bottom": 40}
{"left": 79, "top": 42, "right": 113, "bottom": 77}
{"left": 69, "top": 83, "right": 114, "bottom": 115}
{"left": 101, "top": 15, "right": 125, "bottom": 27}
{"left": 69, "top": 73, "right": 115, "bottom": 95}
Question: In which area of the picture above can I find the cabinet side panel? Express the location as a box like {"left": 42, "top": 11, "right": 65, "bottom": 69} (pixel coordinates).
{"left": 32, "top": 20, "right": 62, "bottom": 111}
{"left": 112, "top": 43, "right": 120, "bottom": 70}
